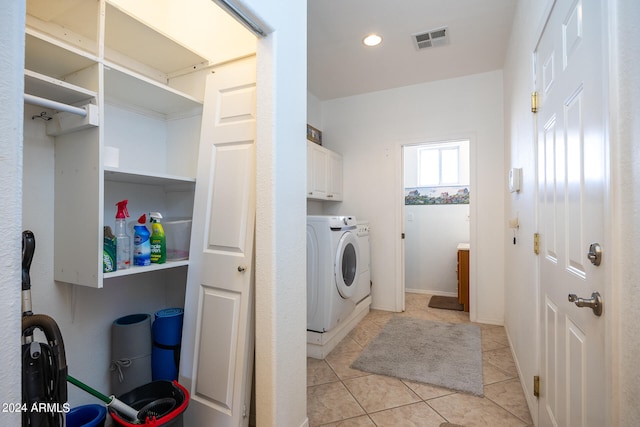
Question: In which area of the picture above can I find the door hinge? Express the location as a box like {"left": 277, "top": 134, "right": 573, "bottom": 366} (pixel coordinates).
{"left": 531, "top": 91, "right": 539, "bottom": 113}
{"left": 534, "top": 375, "right": 540, "bottom": 397}
{"left": 533, "top": 233, "right": 540, "bottom": 255}
{"left": 242, "top": 404, "right": 247, "bottom": 418}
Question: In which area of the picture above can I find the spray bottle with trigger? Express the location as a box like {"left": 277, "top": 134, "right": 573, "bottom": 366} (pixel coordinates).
{"left": 115, "top": 200, "right": 131, "bottom": 270}
{"left": 149, "top": 212, "right": 166, "bottom": 264}
{"left": 133, "top": 214, "right": 151, "bottom": 266}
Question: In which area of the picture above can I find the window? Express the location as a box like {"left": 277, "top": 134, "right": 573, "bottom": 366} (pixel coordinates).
{"left": 418, "top": 146, "right": 460, "bottom": 186}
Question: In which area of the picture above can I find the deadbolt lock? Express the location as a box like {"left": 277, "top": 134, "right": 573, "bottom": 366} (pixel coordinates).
{"left": 587, "top": 242, "right": 602, "bottom": 266}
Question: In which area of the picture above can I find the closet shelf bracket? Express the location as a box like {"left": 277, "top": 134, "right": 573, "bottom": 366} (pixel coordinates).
{"left": 45, "top": 104, "right": 99, "bottom": 137}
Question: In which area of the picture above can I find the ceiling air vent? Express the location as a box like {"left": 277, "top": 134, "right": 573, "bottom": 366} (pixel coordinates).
{"left": 412, "top": 26, "right": 449, "bottom": 50}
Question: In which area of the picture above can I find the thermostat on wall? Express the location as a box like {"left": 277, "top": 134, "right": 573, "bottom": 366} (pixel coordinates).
{"left": 509, "top": 168, "right": 522, "bottom": 193}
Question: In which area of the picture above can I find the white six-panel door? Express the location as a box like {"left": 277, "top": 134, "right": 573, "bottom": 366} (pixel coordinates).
{"left": 535, "top": 0, "right": 608, "bottom": 426}
{"left": 180, "top": 56, "right": 257, "bottom": 427}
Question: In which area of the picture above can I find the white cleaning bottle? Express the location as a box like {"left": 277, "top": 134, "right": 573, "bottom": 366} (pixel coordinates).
{"left": 114, "top": 200, "right": 131, "bottom": 270}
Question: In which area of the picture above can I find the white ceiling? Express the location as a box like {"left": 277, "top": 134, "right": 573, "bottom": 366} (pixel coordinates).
{"left": 307, "top": 0, "right": 518, "bottom": 101}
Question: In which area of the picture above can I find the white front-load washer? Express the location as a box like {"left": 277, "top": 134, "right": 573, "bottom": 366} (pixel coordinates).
{"left": 307, "top": 215, "right": 360, "bottom": 333}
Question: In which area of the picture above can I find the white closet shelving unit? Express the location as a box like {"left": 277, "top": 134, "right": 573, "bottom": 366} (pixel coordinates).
{"left": 25, "top": 0, "right": 210, "bottom": 288}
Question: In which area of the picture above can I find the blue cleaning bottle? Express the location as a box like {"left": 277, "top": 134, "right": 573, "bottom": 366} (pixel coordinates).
{"left": 133, "top": 214, "right": 151, "bottom": 266}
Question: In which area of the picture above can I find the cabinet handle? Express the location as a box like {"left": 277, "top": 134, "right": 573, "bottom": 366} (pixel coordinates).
{"left": 327, "top": 194, "right": 333, "bottom": 198}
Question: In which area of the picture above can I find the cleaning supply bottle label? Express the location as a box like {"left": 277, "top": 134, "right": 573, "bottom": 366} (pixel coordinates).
{"left": 133, "top": 232, "right": 151, "bottom": 266}
{"left": 150, "top": 222, "right": 166, "bottom": 264}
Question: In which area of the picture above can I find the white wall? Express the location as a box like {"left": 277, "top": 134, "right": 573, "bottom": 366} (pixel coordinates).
{"left": 502, "top": 1, "right": 549, "bottom": 421}
{"left": 242, "top": 1, "right": 309, "bottom": 426}
{"left": 404, "top": 205, "right": 470, "bottom": 295}
{"left": 608, "top": 1, "right": 640, "bottom": 424}
{"left": 319, "top": 70, "right": 505, "bottom": 324}
{"left": 0, "top": 1, "right": 25, "bottom": 423}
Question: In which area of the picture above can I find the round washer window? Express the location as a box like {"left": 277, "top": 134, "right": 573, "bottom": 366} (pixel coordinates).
{"left": 342, "top": 243, "right": 357, "bottom": 287}
{"left": 335, "top": 232, "right": 359, "bottom": 298}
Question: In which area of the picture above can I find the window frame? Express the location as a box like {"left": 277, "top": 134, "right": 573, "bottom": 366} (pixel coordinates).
{"left": 417, "top": 144, "right": 461, "bottom": 187}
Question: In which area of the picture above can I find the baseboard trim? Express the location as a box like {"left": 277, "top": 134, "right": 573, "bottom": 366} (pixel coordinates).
{"left": 405, "top": 288, "right": 458, "bottom": 298}
{"left": 504, "top": 323, "right": 538, "bottom": 426}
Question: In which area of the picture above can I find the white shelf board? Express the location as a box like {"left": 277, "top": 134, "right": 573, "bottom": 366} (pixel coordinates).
{"left": 104, "top": 167, "right": 196, "bottom": 187}
{"left": 104, "top": 64, "right": 202, "bottom": 116}
{"left": 25, "top": 69, "right": 97, "bottom": 106}
{"left": 105, "top": 1, "right": 208, "bottom": 74}
{"left": 27, "top": 0, "right": 100, "bottom": 45}
{"left": 25, "top": 31, "right": 98, "bottom": 80}
{"left": 104, "top": 259, "right": 189, "bottom": 279}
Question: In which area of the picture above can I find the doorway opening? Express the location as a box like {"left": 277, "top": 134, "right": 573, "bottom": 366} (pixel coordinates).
{"left": 402, "top": 139, "right": 471, "bottom": 301}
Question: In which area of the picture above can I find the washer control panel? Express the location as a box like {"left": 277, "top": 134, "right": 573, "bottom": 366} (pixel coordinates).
{"left": 356, "top": 222, "right": 369, "bottom": 237}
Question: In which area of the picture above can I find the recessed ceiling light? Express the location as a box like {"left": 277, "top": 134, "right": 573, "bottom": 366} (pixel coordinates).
{"left": 363, "top": 34, "right": 382, "bottom": 47}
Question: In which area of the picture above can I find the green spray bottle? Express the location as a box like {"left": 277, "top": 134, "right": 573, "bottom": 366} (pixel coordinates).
{"left": 149, "top": 212, "right": 166, "bottom": 264}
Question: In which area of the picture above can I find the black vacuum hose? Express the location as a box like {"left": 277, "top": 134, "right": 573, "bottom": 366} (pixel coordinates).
{"left": 22, "top": 230, "right": 35, "bottom": 291}
{"left": 22, "top": 314, "right": 68, "bottom": 405}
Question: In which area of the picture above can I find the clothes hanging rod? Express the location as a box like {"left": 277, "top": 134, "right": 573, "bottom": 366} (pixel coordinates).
{"left": 24, "top": 93, "right": 88, "bottom": 117}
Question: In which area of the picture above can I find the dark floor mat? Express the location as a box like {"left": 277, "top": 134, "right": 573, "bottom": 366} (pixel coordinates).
{"left": 428, "top": 295, "right": 464, "bottom": 311}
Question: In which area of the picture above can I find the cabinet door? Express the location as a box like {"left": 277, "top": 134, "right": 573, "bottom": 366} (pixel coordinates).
{"left": 307, "top": 141, "right": 328, "bottom": 199}
{"left": 180, "top": 56, "right": 256, "bottom": 427}
{"left": 327, "top": 150, "right": 343, "bottom": 201}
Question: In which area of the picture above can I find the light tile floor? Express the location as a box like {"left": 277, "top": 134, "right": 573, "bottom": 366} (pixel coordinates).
{"left": 307, "top": 293, "right": 534, "bottom": 427}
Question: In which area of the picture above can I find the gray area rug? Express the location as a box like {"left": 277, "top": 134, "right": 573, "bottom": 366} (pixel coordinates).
{"left": 351, "top": 316, "right": 483, "bottom": 396}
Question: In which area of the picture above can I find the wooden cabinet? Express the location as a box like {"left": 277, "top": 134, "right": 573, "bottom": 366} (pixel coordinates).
{"left": 307, "top": 141, "right": 343, "bottom": 201}
{"left": 25, "top": 0, "right": 217, "bottom": 287}
{"left": 457, "top": 245, "right": 470, "bottom": 312}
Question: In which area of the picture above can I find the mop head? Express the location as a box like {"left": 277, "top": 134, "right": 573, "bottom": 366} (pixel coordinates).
{"left": 109, "top": 380, "right": 189, "bottom": 426}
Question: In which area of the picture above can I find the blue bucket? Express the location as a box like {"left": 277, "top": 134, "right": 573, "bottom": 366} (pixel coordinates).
{"left": 152, "top": 308, "right": 184, "bottom": 381}
{"left": 66, "top": 404, "right": 106, "bottom": 427}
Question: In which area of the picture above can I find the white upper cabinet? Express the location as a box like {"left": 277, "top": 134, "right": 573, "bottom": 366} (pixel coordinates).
{"left": 307, "top": 141, "right": 343, "bottom": 201}
{"left": 327, "top": 150, "right": 343, "bottom": 201}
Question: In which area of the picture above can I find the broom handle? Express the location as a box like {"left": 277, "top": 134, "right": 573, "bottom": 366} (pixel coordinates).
{"left": 66, "top": 375, "right": 110, "bottom": 404}
{"left": 66, "top": 375, "right": 139, "bottom": 421}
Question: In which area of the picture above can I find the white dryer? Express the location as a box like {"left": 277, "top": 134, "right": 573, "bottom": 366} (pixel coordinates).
{"left": 354, "top": 221, "right": 371, "bottom": 304}
{"left": 307, "top": 215, "right": 360, "bottom": 333}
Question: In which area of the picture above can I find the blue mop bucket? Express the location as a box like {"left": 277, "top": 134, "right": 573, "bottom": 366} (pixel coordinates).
{"left": 66, "top": 404, "right": 106, "bottom": 427}
{"left": 152, "top": 308, "right": 184, "bottom": 381}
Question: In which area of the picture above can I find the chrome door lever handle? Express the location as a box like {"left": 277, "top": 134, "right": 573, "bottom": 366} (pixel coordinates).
{"left": 568, "top": 291, "right": 603, "bottom": 316}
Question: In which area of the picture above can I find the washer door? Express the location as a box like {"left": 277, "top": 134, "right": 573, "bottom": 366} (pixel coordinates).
{"left": 335, "top": 231, "right": 359, "bottom": 299}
